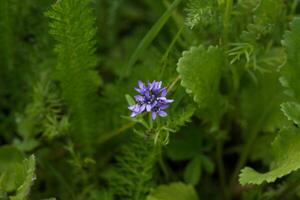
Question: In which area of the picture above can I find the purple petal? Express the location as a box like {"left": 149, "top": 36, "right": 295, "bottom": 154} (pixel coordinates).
{"left": 161, "top": 88, "right": 167, "bottom": 97}
{"left": 134, "top": 95, "right": 144, "bottom": 102}
{"left": 158, "top": 111, "right": 167, "bottom": 117}
{"left": 130, "top": 112, "right": 138, "bottom": 117}
{"left": 140, "top": 104, "right": 146, "bottom": 112}
{"left": 160, "top": 104, "right": 169, "bottom": 110}
{"left": 132, "top": 105, "right": 141, "bottom": 112}
{"left": 146, "top": 104, "right": 152, "bottom": 112}
{"left": 152, "top": 112, "right": 157, "bottom": 120}
{"left": 138, "top": 81, "right": 145, "bottom": 89}
{"left": 157, "top": 97, "right": 167, "bottom": 101}
{"left": 151, "top": 101, "right": 157, "bottom": 107}
{"left": 134, "top": 87, "right": 141, "bottom": 93}
{"left": 157, "top": 81, "right": 162, "bottom": 89}
{"left": 128, "top": 105, "right": 136, "bottom": 110}
{"left": 165, "top": 99, "right": 174, "bottom": 103}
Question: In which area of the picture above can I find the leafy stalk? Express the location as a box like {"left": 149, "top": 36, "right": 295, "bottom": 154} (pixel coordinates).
{"left": 46, "top": 0, "right": 101, "bottom": 142}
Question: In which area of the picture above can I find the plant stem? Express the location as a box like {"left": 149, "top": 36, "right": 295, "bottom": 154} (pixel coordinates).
{"left": 229, "top": 98, "right": 277, "bottom": 190}
{"left": 167, "top": 75, "right": 181, "bottom": 92}
{"left": 216, "top": 140, "right": 227, "bottom": 200}
{"left": 291, "top": 0, "right": 299, "bottom": 15}
{"left": 223, "top": 0, "right": 233, "bottom": 44}
{"left": 97, "top": 122, "right": 135, "bottom": 144}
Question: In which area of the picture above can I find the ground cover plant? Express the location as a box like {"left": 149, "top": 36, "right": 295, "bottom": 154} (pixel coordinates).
{"left": 1, "top": 0, "right": 300, "bottom": 199}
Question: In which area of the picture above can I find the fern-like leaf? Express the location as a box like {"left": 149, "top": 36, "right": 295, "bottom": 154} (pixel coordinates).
{"left": 46, "top": 0, "right": 100, "bottom": 141}
{"left": 109, "top": 134, "right": 157, "bottom": 200}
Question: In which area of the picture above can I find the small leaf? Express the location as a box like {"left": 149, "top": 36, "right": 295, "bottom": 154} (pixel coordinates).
{"left": 125, "top": 94, "right": 135, "bottom": 105}
{"left": 184, "top": 156, "right": 201, "bottom": 185}
{"left": 239, "top": 126, "right": 300, "bottom": 185}
{"left": 0, "top": 146, "right": 23, "bottom": 172}
{"left": 146, "top": 182, "right": 198, "bottom": 200}
{"left": 201, "top": 155, "right": 215, "bottom": 174}
{"left": 281, "top": 102, "right": 300, "bottom": 125}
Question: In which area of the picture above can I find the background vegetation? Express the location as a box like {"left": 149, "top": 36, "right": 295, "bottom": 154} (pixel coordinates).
{"left": 0, "top": 0, "right": 300, "bottom": 199}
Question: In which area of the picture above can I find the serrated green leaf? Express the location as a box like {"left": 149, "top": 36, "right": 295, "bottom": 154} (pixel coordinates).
{"left": 10, "top": 155, "right": 36, "bottom": 200}
{"left": 0, "top": 163, "right": 25, "bottom": 193}
{"left": 239, "top": 126, "right": 300, "bottom": 185}
{"left": 184, "top": 156, "right": 201, "bottom": 185}
{"left": 281, "top": 18, "right": 300, "bottom": 100}
{"left": 281, "top": 102, "right": 300, "bottom": 125}
{"left": 177, "top": 45, "right": 223, "bottom": 109}
{"left": 146, "top": 182, "right": 198, "bottom": 200}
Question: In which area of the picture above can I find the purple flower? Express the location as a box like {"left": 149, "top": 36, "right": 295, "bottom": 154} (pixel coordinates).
{"left": 128, "top": 80, "right": 174, "bottom": 120}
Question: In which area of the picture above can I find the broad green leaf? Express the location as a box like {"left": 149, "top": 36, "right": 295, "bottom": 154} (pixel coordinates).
{"left": 0, "top": 146, "right": 23, "bottom": 172}
{"left": 240, "top": 72, "right": 287, "bottom": 132}
{"left": 177, "top": 45, "right": 223, "bottom": 109}
{"left": 239, "top": 126, "right": 300, "bottom": 185}
{"left": 146, "top": 182, "right": 198, "bottom": 200}
{"left": 0, "top": 146, "right": 24, "bottom": 192}
{"left": 281, "top": 18, "right": 300, "bottom": 100}
{"left": 10, "top": 155, "right": 36, "bottom": 200}
{"left": 184, "top": 156, "right": 201, "bottom": 185}
{"left": 281, "top": 102, "right": 300, "bottom": 125}
{"left": 0, "top": 163, "right": 26, "bottom": 192}
{"left": 201, "top": 155, "right": 215, "bottom": 174}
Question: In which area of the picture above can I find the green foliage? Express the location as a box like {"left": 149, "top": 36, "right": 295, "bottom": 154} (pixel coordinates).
{"left": 240, "top": 126, "right": 300, "bottom": 185}
{"left": 108, "top": 134, "right": 157, "bottom": 200}
{"left": 126, "top": 0, "right": 183, "bottom": 75}
{"left": 185, "top": 0, "right": 218, "bottom": 29}
{"left": 46, "top": 0, "right": 100, "bottom": 141}
{"left": 281, "top": 18, "right": 300, "bottom": 100}
{"left": 14, "top": 73, "right": 69, "bottom": 152}
{"left": 146, "top": 182, "right": 198, "bottom": 200}
{"left": 183, "top": 156, "right": 202, "bottom": 185}
{"left": 0, "top": 148, "right": 36, "bottom": 200}
{"left": 10, "top": 155, "right": 36, "bottom": 200}
{"left": 281, "top": 102, "right": 300, "bottom": 125}
{"left": 1, "top": 0, "right": 300, "bottom": 199}
{"left": 177, "top": 45, "right": 223, "bottom": 109}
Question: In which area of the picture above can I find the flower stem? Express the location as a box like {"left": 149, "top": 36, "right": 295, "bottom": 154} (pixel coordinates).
{"left": 216, "top": 139, "right": 227, "bottom": 200}
{"left": 149, "top": 112, "right": 153, "bottom": 129}
{"left": 167, "top": 75, "right": 181, "bottom": 92}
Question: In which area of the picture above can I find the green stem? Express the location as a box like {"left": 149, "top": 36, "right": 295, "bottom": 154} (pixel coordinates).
{"left": 223, "top": 0, "right": 233, "bottom": 44}
{"left": 167, "top": 75, "right": 181, "bottom": 92}
{"left": 96, "top": 122, "right": 135, "bottom": 144}
{"left": 216, "top": 140, "right": 227, "bottom": 200}
{"left": 291, "top": 0, "right": 299, "bottom": 15}
{"left": 229, "top": 97, "right": 277, "bottom": 189}
{"left": 149, "top": 112, "right": 153, "bottom": 129}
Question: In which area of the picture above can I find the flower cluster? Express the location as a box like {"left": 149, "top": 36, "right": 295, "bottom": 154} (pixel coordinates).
{"left": 128, "top": 81, "right": 174, "bottom": 120}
